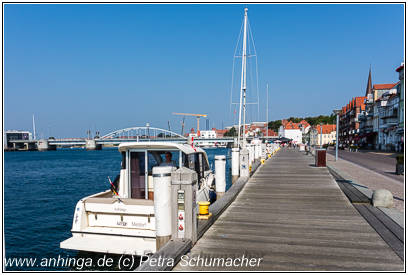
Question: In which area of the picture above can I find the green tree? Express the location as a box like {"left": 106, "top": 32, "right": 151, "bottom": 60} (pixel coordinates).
{"left": 268, "top": 120, "right": 282, "bottom": 132}
{"left": 224, "top": 127, "right": 237, "bottom": 137}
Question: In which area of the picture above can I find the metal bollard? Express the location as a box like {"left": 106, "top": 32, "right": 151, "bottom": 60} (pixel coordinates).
{"left": 240, "top": 148, "right": 249, "bottom": 177}
{"left": 171, "top": 167, "right": 198, "bottom": 244}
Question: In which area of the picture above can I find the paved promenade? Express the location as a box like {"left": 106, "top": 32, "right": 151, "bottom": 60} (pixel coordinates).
{"left": 327, "top": 148, "right": 403, "bottom": 183}
{"left": 174, "top": 148, "right": 403, "bottom": 271}
{"left": 326, "top": 153, "right": 404, "bottom": 212}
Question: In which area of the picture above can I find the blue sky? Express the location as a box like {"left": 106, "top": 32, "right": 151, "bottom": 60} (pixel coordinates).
{"left": 4, "top": 4, "right": 404, "bottom": 138}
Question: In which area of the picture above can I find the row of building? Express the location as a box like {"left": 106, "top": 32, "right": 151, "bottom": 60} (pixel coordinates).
{"left": 338, "top": 63, "right": 404, "bottom": 151}
{"left": 189, "top": 119, "right": 338, "bottom": 147}
{"left": 277, "top": 119, "right": 337, "bottom": 146}
{"left": 188, "top": 122, "right": 278, "bottom": 139}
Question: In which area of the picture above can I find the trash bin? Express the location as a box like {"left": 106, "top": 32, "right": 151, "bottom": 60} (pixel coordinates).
{"left": 315, "top": 149, "right": 326, "bottom": 167}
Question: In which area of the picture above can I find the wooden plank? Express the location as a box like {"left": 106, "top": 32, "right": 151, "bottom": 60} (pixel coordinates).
{"left": 337, "top": 181, "right": 368, "bottom": 203}
{"left": 174, "top": 149, "right": 403, "bottom": 271}
{"left": 136, "top": 158, "right": 265, "bottom": 271}
{"left": 197, "top": 175, "right": 249, "bottom": 239}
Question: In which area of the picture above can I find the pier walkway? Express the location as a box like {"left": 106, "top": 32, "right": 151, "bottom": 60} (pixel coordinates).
{"left": 174, "top": 148, "right": 403, "bottom": 271}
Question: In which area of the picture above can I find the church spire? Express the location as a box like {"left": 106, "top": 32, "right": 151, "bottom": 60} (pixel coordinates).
{"left": 365, "top": 66, "right": 373, "bottom": 97}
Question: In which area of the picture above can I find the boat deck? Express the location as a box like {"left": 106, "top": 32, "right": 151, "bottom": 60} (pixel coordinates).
{"left": 173, "top": 148, "right": 403, "bottom": 271}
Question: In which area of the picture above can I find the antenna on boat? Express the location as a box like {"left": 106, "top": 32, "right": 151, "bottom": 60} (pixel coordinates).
{"left": 32, "top": 114, "right": 36, "bottom": 140}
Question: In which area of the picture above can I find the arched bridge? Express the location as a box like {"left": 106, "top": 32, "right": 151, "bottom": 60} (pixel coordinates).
{"left": 100, "top": 126, "right": 186, "bottom": 140}
{"left": 38, "top": 126, "right": 235, "bottom": 147}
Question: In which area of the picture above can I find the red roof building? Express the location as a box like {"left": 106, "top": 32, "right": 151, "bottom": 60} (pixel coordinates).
{"left": 283, "top": 121, "right": 300, "bottom": 130}
{"left": 315, "top": 124, "right": 336, "bottom": 134}
{"left": 339, "top": 96, "right": 366, "bottom": 145}
{"left": 373, "top": 83, "right": 398, "bottom": 90}
{"left": 212, "top": 128, "right": 228, "bottom": 138}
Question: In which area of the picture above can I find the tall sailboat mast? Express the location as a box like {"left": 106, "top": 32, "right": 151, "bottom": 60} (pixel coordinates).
{"left": 266, "top": 83, "right": 269, "bottom": 138}
{"left": 238, "top": 7, "right": 248, "bottom": 148}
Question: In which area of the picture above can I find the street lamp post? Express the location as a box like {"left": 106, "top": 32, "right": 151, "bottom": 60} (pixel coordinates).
{"left": 320, "top": 123, "right": 323, "bottom": 149}
{"left": 333, "top": 109, "right": 341, "bottom": 161}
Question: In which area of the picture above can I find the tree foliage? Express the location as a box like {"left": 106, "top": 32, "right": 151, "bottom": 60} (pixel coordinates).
{"left": 268, "top": 120, "right": 282, "bottom": 132}
{"left": 303, "top": 115, "right": 336, "bottom": 126}
{"left": 224, "top": 127, "right": 237, "bottom": 137}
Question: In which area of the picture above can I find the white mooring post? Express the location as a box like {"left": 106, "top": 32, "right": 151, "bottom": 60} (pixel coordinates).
{"left": 250, "top": 144, "right": 255, "bottom": 164}
{"left": 153, "top": 166, "right": 173, "bottom": 251}
{"left": 231, "top": 147, "right": 240, "bottom": 184}
{"left": 215, "top": 155, "right": 226, "bottom": 199}
{"left": 254, "top": 143, "right": 260, "bottom": 160}
{"left": 261, "top": 143, "right": 266, "bottom": 160}
{"left": 246, "top": 144, "right": 252, "bottom": 165}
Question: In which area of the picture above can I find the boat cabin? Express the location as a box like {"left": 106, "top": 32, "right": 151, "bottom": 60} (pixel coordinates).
{"left": 115, "top": 142, "right": 211, "bottom": 200}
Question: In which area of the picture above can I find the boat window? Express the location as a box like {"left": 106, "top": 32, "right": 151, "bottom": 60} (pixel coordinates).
{"left": 121, "top": 152, "right": 126, "bottom": 169}
{"left": 185, "top": 153, "right": 196, "bottom": 170}
{"left": 196, "top": 153, "right": 205, "bottom": 180}
{"left": 130, "top": 152, "right": 146, "bottom": 199}
{"left": 147, "top": 151, "right": 179, "bottom": 174}
{"left": 182, "top": 153, "right": 187, "bottom": 168}
{"left": 201, "top": 153, "right": 210, "bottom": 171}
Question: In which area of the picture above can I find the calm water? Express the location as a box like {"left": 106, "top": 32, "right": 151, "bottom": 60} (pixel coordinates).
{"left": 4, "top": 147, "right": 231, "bottom": 271}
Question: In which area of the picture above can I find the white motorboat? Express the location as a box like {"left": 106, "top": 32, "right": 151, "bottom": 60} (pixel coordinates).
{"left": 60, "top": 142, "right": 215, "bottom": 256}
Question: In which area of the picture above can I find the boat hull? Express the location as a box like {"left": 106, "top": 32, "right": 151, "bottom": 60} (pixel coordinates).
{"left": 61, "top": 233, "right": 156, "bottom": 256}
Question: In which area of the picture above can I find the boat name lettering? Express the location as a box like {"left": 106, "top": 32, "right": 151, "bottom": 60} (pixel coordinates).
{"left": 131, "top": 222, "right": 146, "bottom": 227}
{"left": 114, "top": 207, "right": 126, "bottom": 212}
{"left": 117, "top": 221, "right": 127, "bottom": 226}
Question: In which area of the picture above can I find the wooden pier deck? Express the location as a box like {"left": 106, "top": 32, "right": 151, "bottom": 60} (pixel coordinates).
{"left": 174, "top": 148, "right": 403, "bottom": 271}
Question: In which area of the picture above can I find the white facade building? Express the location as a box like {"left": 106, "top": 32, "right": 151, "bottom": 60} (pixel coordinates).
{"left": 278, "top": 121, "right": 302, "bottom": 144}
{"left": 199, "top": 130, "right": 217, "bottom": 139}
{"left": 309, "top": 125, "right": 337, "bottom": 146}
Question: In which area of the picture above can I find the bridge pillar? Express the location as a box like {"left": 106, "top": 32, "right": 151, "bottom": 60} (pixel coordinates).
{"left": 37, "top": 139, "right": 49, "bottom": 151}
{"left": 26, "top": 142, "right": 36, "bottom": 151}
{"left": 85, "top": 139, "right": 102, "bottom": 151}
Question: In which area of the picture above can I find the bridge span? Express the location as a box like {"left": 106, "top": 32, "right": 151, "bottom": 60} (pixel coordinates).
{"left": 5, "top": 126, "right": 242, "bottom": 151}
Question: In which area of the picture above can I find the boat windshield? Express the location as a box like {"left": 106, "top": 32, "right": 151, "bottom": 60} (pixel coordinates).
{"left": 147, "top": 151, "right": 180, "bottom": 174}
{"left": 129, "top": 150, "right": 181, "bottom": 200}
{"left": 128, "top": 149, "right": 208, "bottom": 199}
